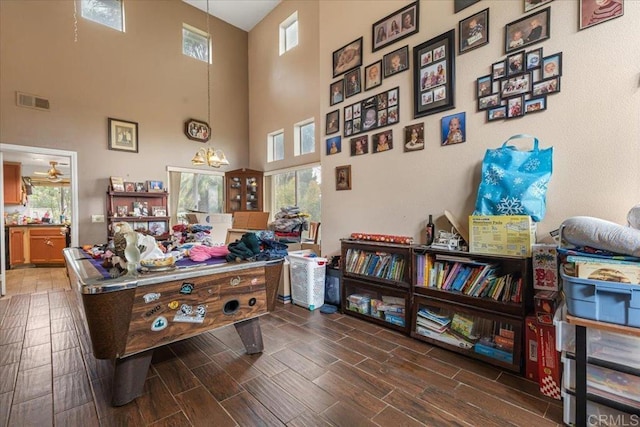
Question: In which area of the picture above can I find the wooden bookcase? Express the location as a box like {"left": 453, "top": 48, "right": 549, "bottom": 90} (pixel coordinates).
{"left": 410, "top": 246, "right": 533, "bottom": 373}
{"left": 225, "top": 168, "right": 263, "bottom": 213}
{"left": 106, "top": 188, "right": 170, "bottom": 240}
{"left": 340, "top": 239, "right": 412, "bottom": 334}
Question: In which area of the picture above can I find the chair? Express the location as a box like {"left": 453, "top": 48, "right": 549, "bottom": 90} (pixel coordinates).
{"left": 304, "top": 221, "right": 321, "bottom": 244}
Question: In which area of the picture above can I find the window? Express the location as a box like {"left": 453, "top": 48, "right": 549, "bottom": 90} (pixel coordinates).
{"left": 27, "top": 183, "right": 72, "bottom": 223}
{"left": 81, "top": 0, "right": 124, "bottom": 32}
{"left": 270, "top": 166, "right": 321, "bottom": 227}
{"left": 267, "top": 130, "right": 284, "bottom": 162}
{"left": 294, "top": 120, "right": 315, "bottom": 156}
{"left": 182, "top": 24, "right": 210, "bottom": 63}
{"left": 279, "top": 11, "right": 298, "bottom": 55}
{"left": 175, "top": 172, "right": 223, "bottom": 221}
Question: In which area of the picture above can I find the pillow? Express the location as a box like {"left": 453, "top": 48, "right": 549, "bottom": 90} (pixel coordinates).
{"left": 628, "top": 204, "right": 640, "bottom": 230}
{"left": 561, "top": 216, "right": 640, "bottom": 257}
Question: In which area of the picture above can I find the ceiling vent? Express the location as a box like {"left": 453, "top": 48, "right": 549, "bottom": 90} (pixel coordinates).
{"left": 16, "top": 91, "right": 50, "bottom": 111}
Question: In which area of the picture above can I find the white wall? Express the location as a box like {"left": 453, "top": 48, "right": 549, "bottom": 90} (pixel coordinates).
{"left": 318, "top": 0, "right": 640, "bottom": 257}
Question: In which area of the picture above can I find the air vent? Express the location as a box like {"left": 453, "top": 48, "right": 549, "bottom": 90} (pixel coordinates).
{"left": 16, "top": 91, "right": 50, "bottom": 111}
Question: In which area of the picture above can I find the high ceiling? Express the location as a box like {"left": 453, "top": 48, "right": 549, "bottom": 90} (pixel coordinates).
{"left": 182, "top": 0, "right": 281, "bottom": 32}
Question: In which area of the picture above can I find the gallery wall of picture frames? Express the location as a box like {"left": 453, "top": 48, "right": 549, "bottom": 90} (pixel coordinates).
{"left": 343, "top": 87, "right": 399, "bottom": 138}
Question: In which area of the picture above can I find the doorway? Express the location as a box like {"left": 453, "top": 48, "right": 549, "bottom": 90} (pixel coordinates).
{"left": 0, "top": 144, "right": 79, "bottom": 296}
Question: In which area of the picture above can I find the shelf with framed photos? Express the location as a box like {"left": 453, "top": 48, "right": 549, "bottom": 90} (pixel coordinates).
{"left": 225, "top": 168, "right": 263, "bottom": 213}
{"left": 340, "top": 239, "right": 412, "bottom": 335}
{"left": 411, "top": 246, "right": 533, "bottom": 373}
{"left": 106, "top": 188, "right": 169, "bottom": 241}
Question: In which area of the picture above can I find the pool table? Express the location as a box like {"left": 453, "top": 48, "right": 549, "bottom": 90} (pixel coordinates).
{"left": 63, "top": 247, "right": 280, "bottom": 406}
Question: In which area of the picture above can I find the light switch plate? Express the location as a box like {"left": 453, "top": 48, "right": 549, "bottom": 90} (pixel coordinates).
{"left": 91, "top": 214, "right": 105, "bottom": 223}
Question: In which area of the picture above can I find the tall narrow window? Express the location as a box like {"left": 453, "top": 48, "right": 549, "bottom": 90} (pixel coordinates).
{"left": 268, "top": 131, "right": 285, "bottom": 162}
{"left": 183, "top": 24, "right": 210, "bottom": 63}
{"left": 81, "top": 0, "right": 124, "bottom": 32}
{"left": 279, "top": 11, "right": 298, "bottom": 55}
{"left": 294, "top": 120, "right": 315, "bottom": 156}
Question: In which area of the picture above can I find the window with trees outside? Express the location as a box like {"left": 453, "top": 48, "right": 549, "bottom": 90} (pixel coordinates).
{"left": 174, "top": 171, "right": 224, "bottom": 222}
{"left": 270, "top": 166, "right": 321, "bottom": 238}
{"left": 295, "top": 121, "right": 315, "bottom": 156}
{"left": 182, "top": 24, "right": 210, "bottom": 63}
{"left": 27, "top": 183, "right": 71, "bottom": 223}
{"left": 81, "top": 0, "right": 124, "bottom": 32}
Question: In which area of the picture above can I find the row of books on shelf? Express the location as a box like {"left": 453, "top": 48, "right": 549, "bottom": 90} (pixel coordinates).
{"left": 414, "top": 307, "right": 515, "bottom": 363}
{"left": 415, "top": 255, "right": 523, "bottom": 302}
{"left": 347, "top": 294, "right": 406, "bottom": 327}
{"left": 344, "top": 249, "right": 406, "bottom": 281}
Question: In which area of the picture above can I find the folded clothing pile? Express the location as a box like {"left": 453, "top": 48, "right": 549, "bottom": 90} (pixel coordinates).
{"left": 269, "top": 206, "right": 309, "bottom": 233}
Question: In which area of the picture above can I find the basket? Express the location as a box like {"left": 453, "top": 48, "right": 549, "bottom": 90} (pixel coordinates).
{"left": 288, "top": 253, "right": 327, "bottom": 310}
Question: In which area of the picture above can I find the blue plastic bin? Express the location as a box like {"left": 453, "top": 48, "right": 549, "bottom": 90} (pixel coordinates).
{"left": 561, "top": 270, "right": 640, "bottom": 327}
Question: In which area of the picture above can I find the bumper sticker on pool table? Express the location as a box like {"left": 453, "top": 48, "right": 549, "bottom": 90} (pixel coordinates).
{"left": 151, "top": 316, "right": 168, "bottom": 331}
{"left": 174, "top": 304, "right": 206, "bottom": 323}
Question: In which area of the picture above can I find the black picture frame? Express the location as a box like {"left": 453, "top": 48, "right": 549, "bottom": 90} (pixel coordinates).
{"left": 404, "top": 123, "right": 425, "bottom": 152}
{"left": 505, "top": 7, "right": 550, "bottom": 54}
{"left": 500, "top": 72, "right": 532, "bottom": 98}
{"left": 478, "top": 93, "right": 500, "bottom": 111}
{"left": 332, "top": 37, "right": 363, "bottom": 78}
{"left": 184, "top": 118, "right": 211, "bottom": 143}
{"left": 344, "top": 68, "right": 362, "bottom": 98}
{"left": 458, "top": 8, "right": 489, "bottom": 54}
{"left": 476, "top": 74, "right": 492, "bottom": 98}
{"left": 541, "top": 52, "right": 562, "bottom": 79}
{"left": 326, "top": 110, "right": 340, "bottom": 135}
{"left": 532, "top": 76, "right": 561, "bottom": 96}
{"left": 492, "top": 59, "right": 507, "bottom": 79}
{"left": 525, "top": 0, "right": 553, "bottom": 12}
{"left": 372, "top": 1, "right": 419, "bottom": 52}
{"left": 455, "top": 0, "right": 481, "bottom": 13}
{"left": 350, "top": 135, "right": 369, "bottom": 156}
{"left": 413, "top": 30, "right": 455, "bottom": 118}
{"left": 330, "top": 80, "right": 344, "bottom": 106}
{"left": 526, "top": 47, "right": 543, "bottom": 70}
{"left": 372, "top": 129, "right": 393, "bottom": 153}
{"left": 487, "top": 105, "right": 507, "bottom": 121}
{"left": 506, "top": 95, "right": 525, "bottom": 119}
{"left": 524, "top": 95, "right": 547, "bottom": 114}
{"left": 506, "top": 51, "right": 525, "bottom": 76}
{"left": 343, "top": 86, "right": 399, "bottom": 138}
{"left": 108, "top": 118, "right": 139, "bottom": 153}
{"left": 383, "top": 45, "right": 410, "bottom": 78}
{"left": 364, "top": 61, "right": 383, "bottom": 91}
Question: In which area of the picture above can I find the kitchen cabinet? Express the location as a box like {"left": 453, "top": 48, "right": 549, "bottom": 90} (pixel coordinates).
{"left": 29, "top": 227, "right": 66, "bottom": 265}
{"left": 9, "top": 227, "right": 25, "bottom": 266}
{"left": 3, "top": 162, "right": 22, "bottom": 205}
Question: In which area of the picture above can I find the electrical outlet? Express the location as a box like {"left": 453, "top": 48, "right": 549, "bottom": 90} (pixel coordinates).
{"left": 91, "top": 214, "right": 105, "bottom": 223}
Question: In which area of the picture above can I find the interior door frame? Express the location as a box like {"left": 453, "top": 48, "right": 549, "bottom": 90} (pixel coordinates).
{"left": 0, "top": 144, "right": 79, "bottom": 296}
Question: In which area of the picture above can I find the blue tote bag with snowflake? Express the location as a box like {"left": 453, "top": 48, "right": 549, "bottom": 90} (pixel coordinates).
{"left": 473, "top": 134, "right": 552, "bottom": 222}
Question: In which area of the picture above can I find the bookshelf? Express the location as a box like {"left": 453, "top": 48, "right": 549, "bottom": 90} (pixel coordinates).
{"left": 106, "top": 188, "right": 170, "bottom": 241}
{"left": 340, "top": 239, "right": 412, "bottom": 334}
{"left": 411, "top": 246, "right": 533, "bottom": 373}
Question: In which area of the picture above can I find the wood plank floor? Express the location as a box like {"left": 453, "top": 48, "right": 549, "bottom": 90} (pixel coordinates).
{"left": 0, "top": 268, "right": 563, "bottom": 426}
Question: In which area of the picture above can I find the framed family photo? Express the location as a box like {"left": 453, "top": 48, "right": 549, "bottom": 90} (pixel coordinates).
{"left": 383, "top": 46, "right": 409, "bottom": 78}
{"left": 336, "top": 165, "right": 352, "bottom": 191}
{"left": 372, "top": 1, "right": 419, "bottom": 52}
{"left": 458, "top": 8, "right": 489, "bottom": 54}
{"left": 441, "top": 112, "right": 466, "bottom": 146}
{"left": 108, "top": 118, "right": 138, "bottom": 153}
{"left": 350, "top": 135, "right": 369, "bottom": 156}
{"left": 580, "top": 0, "right": 623, "bottom": 30}
{"left": 344, "top": 68, "right": 362, "bottom": 98}
{"left": 364, "top": 61, "right": 383, "bottom": 91}
{"left": 505, "top": 7, "right": 550, "bottom": 54}
{"left": 413, "top": 30, "right": 456, "bottom": 118}
{"left": 184, "top": 118, "right": 211, "bottom": 142}
{"left": 333, "top": 37, "right": 363, "bottom": 78}
{"left": 326, "top": 110, "right": 340, "bottom": 135}
{"left": 326, "top": 136, "right": 342, "bottom": 155}
{"left": 330, "top": 80, "right": 344, "bottom": 106}
{"left": 404, "top": 123, "right": 425, "bottom": 152}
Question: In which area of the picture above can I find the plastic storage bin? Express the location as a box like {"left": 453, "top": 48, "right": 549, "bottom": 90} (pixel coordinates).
{"left": 289, "top": 253, "right": 327, "bottom": 310}
{"left": 562, "top": 389, "right": 634, "bottom": 426}
{"left": 561, "top": 270, "right": 640, "bottom": 327}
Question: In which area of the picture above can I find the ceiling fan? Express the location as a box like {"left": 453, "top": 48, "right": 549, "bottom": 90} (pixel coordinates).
{"left": 34, "top": 161, "right": 65, "bottom": 181}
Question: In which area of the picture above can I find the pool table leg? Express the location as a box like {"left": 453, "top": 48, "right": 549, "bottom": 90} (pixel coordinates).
{"left": 234, "top": 317, "right": 264, "bottom": 354}
{"left": 112, "top": 349, "right": 154, "bottom": 406}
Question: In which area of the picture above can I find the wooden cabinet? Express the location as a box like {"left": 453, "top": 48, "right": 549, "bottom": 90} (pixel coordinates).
{"left": 3, "top": 162, "right": 22, "bottom": 205}
{"left": 340, "top": 240, "right": 412, "bottom": 334}
{"left": 9, "top": 227, "right": 25, "bottom": 266}
{"left": 410, "top": 247, "right": 533, "bottom": 373}
{"left": 225, "top": 168, "right": 263, "bottom": 213}
{"left": 29, "top": 227, "right": 66, "bottom": 265}
{"left": 106, "top": 189, "right": 169, "bottom": 240}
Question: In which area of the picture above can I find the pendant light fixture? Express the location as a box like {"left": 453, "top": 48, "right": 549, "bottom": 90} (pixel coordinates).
{"left": 191, "top": 0, "right": 229, "bottom": 168}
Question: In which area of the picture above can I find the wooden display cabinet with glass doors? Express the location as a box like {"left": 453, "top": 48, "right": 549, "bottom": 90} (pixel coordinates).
{"left": 225, "top": 168, "right": 263, "bottom": 213}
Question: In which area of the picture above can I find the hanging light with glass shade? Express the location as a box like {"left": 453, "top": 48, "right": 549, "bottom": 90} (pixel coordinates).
{"left": 190, "top": 0, "right": 229, "bottom": 168}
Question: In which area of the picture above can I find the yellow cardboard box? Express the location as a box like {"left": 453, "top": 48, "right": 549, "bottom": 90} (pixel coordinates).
{"left": 469, "top": 215, "right": 536, "bottom": 258}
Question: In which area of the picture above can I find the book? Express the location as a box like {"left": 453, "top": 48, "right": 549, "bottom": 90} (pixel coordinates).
{"left": 416, "top": 317, "right": 449, "bottom": 333}
{"left": 417, "top": 307, "right": 451, "bottom": 327}
{"left": 450, "top": 313, "right": 477, "bottom": 341}
{"left": 567, "top": 255, "right": 640, "bottom": 284}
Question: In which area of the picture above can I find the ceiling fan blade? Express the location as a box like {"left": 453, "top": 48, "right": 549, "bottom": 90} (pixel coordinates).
{"left": 34, "top": 171, "right": 49, "bottom": 175}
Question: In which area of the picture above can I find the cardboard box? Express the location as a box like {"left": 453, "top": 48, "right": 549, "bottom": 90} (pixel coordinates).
{"left": 469, "top": 215, "right": 536, "bottom": 257}
{"left": 525, "top": 315, "right": 539, "bottom": 383}
{"left": 232, "top": 211, "right": 269, "bottom": 230}
{"left": 532, "top": 244, "right": 559, "bottom": 291}
{"left": 534, "top": 290, "right": 561, "bottom": 325}
{"left": 537, "top": 321, "right": 561, "bottom": 400}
